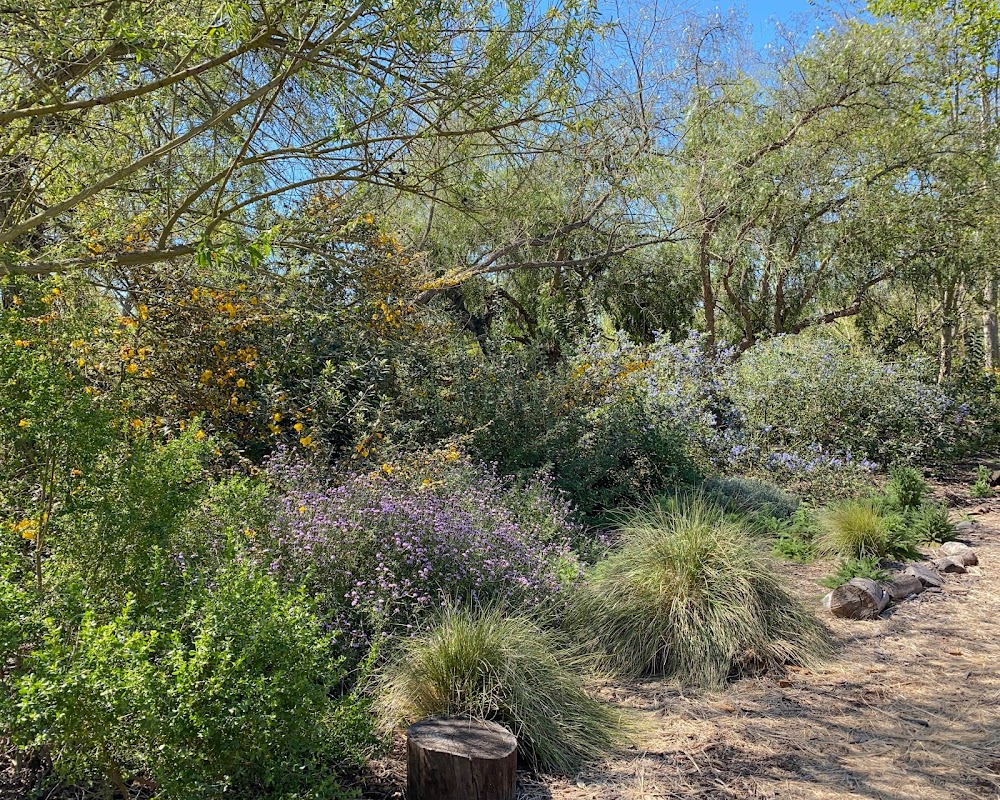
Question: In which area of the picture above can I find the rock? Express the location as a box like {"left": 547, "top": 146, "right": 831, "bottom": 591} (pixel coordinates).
{"left": 953, "top": 520, "right": 977, "bottom": 533}
{"left": 822, "top": 592, "right": 833, "bottom": 610}
{"left": 933, "top": 557, "right": 967, "bottom": 574}
{"left": 847, "top": 578, "right": 890, "bottom": 611}
{"left": 940, "top": 541, "right": 978, "bottom": 566}
{"left": 827, "top": 581, "right": 886, "bottom": 620}
{"left": 905, "top": 564, "right": 944, "bottom": 588}
{"left": 885, "top": 573, "right": 924, "bottom": 601}
{"left": 990, "top": 469, "right": 1000, "bottom": 487}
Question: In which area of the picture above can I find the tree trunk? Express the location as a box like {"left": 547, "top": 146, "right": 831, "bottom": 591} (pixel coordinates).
{"left": 984, "top": 277, "right": 998, "bottom": 372}
{"left": 939, "top": 283, "right": 957, "bottom": 383}
{"left": 407, "top": 717, "right": 518, "bottom": 800}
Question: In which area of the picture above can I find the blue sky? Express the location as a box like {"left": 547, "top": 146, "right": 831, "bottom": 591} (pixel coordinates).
{"left": 692, "top": 0, "right": 826, "bottom": 44}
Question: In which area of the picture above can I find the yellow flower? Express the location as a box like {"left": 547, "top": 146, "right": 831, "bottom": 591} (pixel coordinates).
{"left": 124, "top": 362, "right": 138, "bottom": 375}
{"left": 14, "top": 520, "right": 38, "bottom": 540}
{"left": 293, "top": 422, "right": 304, "bottom": 432}
{"left": 200, "top": 369, "right": 214, "bottom": 383}
{"left": 297, "top": 505, "right": 307, "bottom": 514}
{"left": 299, "top": 435, "right": 314, "bottom": 447}
{"left": 381, "top": 463, "right": 394, "bottom": 475}
{"left": 236, "top": 378, "right": 246, "bottom": 388}
{"left": 268, "top": 423, "right": 281, "bottom": 435}
{"left": 138, "top": 303, "right": 149, "bottom": 321}
{"left": 77, "top": 357, "right": 86, "bottom": 368}
{"left": 131, "top": 418, "right": 143, "bottom": 429}
{"left": 272, "top": 412, "right": 282, "bottom": 422}
{"left": 194, "top": 430, "right": 206, "bottom": 441}
{"left": 18, "top": 419, "right": 29, "bottom": 428}
{"left": 50, "top": 287, "right": 61, "bottom": 296}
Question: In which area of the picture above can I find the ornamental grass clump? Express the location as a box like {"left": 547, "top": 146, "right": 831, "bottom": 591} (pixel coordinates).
{"left": 569, "top": 499, "right": 830, "bottom": 688}
{"left": 376, "top": 606, "right": 624, "bottom": 774}
{"left": 816, "top": 498, "right": 914, "bottom": 560}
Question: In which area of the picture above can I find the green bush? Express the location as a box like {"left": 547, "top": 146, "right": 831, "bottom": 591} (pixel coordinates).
{"left": 3, "top": 565, "right": 374, "bottom": 800}
{"left": 971, "top": 465, "right": 994, "bottom": 498}
{"left": 375, "top": 606, "right": 623, "bottom": 774}
{"left": 885, "top": 466, "right": 929, "bottom": 511}
{"left": 906, "top": 501, "right": 957, "bottom": 544}
{"left": 770, "top": 506, "right": 819, "bottom": 563}
{"left": 50, "top": 427, "right": 214, "bottom": 611}
{"left": 816, "top": 499, "right": 916, "bottom": 560}
{"left": 569, "top": 500, "right": 830, "bottom": 687}
{"left": 731, "top": 336, "right": 952, "bottom": 465}
{"left": 702, "top": 476, "right": 800, "bottom": 520}
{"left": 820, "top": 556, "right": 889, "bottom": 589}
{"left": 409, "top": 351, "right": 700, "bottom": 521}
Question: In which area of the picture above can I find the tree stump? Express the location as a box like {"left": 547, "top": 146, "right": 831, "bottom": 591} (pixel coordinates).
{"left": 407, "top": 717, "right": 518, "bottom": 800}
{"left": 826, "top": 578, "right": 889, "bottom": 619}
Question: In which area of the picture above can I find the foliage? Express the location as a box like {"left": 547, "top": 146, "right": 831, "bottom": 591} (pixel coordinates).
{"left": 569, "top": 499, "right": 831, "bottom": 687}
{"left": 730, "top": 336, "right": 955, "bottom": 466}
{"left": 407, "top": 347, "right": 701, "bottom": 520}
{"left": 255, "top": 451, "right": 583, "bottom": 645}
{"left": 2, "top": 566, "right": 374, "bottom": 800}
{"left": 971, "top": 465, "right": 995, "bottom": 498}
{"left": 375, "top": 606, "right": 623, "bottom": 774}
{"left": 885, "top": 466, "right": 930, "bottom": 510}
{"left": 819, "top": 556, "right": 891, "bottom": 589}
{"left": 702, "top": 476, "right": 800, "bottom": 520}
{"left": 770, "top": 507, "right": 820, "bottom": 563}
{"left": 817, "top": 499, "right": 918, "bottom": 560}
{"left": 905, "top": 500, "right": 957, "bottom": 544}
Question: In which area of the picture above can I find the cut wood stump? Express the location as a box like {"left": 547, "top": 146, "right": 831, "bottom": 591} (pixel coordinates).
{"left": 825, "top": 578, "right": 889, "bottom": 619}
{"left": 407, "top": 717, "right": 518, "bottom": 800}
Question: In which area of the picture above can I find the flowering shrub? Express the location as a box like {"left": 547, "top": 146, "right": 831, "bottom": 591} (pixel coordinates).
{"left": 255, "top": 452, "right": 583, "bottom": 643}
{"left": 730, "top": 336, "right": 956, "bottom": 465}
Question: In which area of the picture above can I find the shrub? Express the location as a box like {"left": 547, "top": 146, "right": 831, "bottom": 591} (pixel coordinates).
{"left": 375, "top": 606, "right": 623, "bottom": 774}
{"left": 415, "top": 342, "right": 702, "bottom": 521}
{"left": 770, "top": 506, "right": 819, "bottom": 563}
{"left": 885, "top": 466, "right": 929, "bottom": 511}
{"left": 906, "top": 501, "right": 957, "bottom": 544}
{"left": 3, "top": 565, "right": 373, "bottom": 800}
{"left": 256, "top": 453, "right": 583, "bottom": 645}
{"left": 816, "top": 499, "right": 916, "bottom": 560}
{"left": 702, "top": 476, "right": 800, "bottom": 520}
{"left": 569, "top": 500, "right": 830, "bottom": 687}
{"left": 730, "top": 335, "right": 953, "bottom": 466}
{"left": 820, "top": 556, "right": 890, "bottom": 589}
{"left": 971, "top": 465, "right": 994, "bottom": 498}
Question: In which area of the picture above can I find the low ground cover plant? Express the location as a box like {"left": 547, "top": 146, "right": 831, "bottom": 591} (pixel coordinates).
{"left": 569, "top": 499, "right": 830, "bottom": 687}
{"left": 819, "top": 556, "right": 891, "bottom": 589}
{"left": 376, "top": 606, "right": 623, "bottom": 773}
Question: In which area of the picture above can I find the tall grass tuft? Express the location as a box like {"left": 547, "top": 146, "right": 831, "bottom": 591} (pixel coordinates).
{"left": 816, "top": 498, "right": 914, "bottom": 559}
{"left": 375, "top": 606, "right": 624, "bottom": 774}
{"left": 569, "top": 499, "right": 830, "bottom": 688}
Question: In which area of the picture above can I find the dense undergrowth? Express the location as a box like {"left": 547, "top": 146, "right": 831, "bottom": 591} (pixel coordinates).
{"left": 0, "top": 271, "right": 994, "bottom": 799}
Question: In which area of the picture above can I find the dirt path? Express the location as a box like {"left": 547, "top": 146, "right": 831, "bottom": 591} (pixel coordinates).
{"left": 517, "top": 481, "right": 1000, "bottom": 800}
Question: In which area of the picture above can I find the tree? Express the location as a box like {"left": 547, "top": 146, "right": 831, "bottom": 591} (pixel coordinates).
{"left": 0, "top": 0, "right": 594, "bottom": 278}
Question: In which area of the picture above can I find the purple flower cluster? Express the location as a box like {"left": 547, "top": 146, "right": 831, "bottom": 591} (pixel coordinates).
{"left": 252, "top": 464, "right": 582, "bottom": 643}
